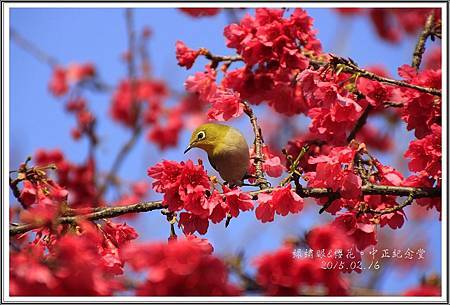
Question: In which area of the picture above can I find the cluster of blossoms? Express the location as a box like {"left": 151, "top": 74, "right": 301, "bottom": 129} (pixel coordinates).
{"left": 179, "top": 8, "right": 221, "bottom": 18}
{"left": 48, "top": 62, "right": 96, "bottom": 97}
{"left": 16, "top": 160, "right": 69, "bottom": 220}
{"left": 122, "top": 236, "right": 240, "bottom": 295}
{"left": 11, "top": 7, "right": 442, "bottom": 297}
{"left": 33, "top": 149, "right": 98, "bottom": 208}
{"left": 285, "top": 139, "right": 420, "bottom": 250}
{"left": 147, "top": 159, "right": 305, "bottom": 232}
{"left": 398, "top": 64, "right": 442, "bottom": 213}
{"left": 177, "top": 8, "right": 323, "bottom": 119}
{"left": 10, "top": 220, "right": 138, "bottom": 296}
{"left": 296, "top": 69, "right": 366, "bottom": 145}
{"left": 254, "top": 223, "right": 361, "bottom": 296}
{"left": 64, "top": 97, "right": 96, "bottom": 141}
{"left": 147, "top": 160, "right": 253, "bottom": 234}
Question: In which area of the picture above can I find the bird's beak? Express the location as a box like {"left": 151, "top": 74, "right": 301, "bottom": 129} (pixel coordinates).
{"left": 184, "top": 144, "right": 193, "bottom": 154}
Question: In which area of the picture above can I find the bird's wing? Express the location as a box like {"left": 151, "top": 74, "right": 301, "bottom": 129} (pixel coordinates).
{"left": 208, "top": 155, "right": 219, "bottom": 172}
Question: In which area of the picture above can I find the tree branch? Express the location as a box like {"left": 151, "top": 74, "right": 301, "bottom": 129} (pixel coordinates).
{"left": 242, "top": 101, "right": 270, "bottom": 189}
{"left": 412, "top": 12, "right": 436, "bottom": 70}
{"left": 199, "top": 48, "right": 243, "bottom": 69}
{"left": 97, "top": 9, "right": 142, "bottom": 198}
{"left": 364, "top": 193, "right": 415, "bottom": 215}
{"left": 10, "top": 200, "right": 164, "bottom": 236}
{"left": 10, "top": 28, "right": 58, "bottom": 67}
{"left": 96, "top": 126, "right": 142, "bottom": 198}
{"left": 326, "top": 55, "right": 441, "bottom": 97}
{"left": 202, "top": 50, "right": 441, "bottom": 96}
{"left": 280, "top": 144, "right": 309, "bottom": 187}
{"left": 347, "top": 104, "right": 373, "bottom": 143}
{"left": 224, "top": 255, "right": 260, "bottom": 291}
{"left": 10, "top": 184, "right": 440, "bottom": 236}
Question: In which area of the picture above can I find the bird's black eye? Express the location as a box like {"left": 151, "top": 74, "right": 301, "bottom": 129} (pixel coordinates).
{"left": 197, "top": 131, "right": 205, "bottom": 140}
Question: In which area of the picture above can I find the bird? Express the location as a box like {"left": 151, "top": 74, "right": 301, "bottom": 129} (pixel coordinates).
{"left": 184, "top": 123, "right": 250, "bottom": 186}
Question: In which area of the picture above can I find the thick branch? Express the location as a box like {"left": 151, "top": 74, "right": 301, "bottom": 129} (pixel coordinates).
{"left": 242, "top": 101, "right": 270, "bottom": 189}
{"left": 10, "top": 184, "right": 440, "bottom": 236}
{"left": 10, "top": 200, "right": 164, "bottom": 236}
{"left": 297, "top": 184, "right": 441, "bottom": 199}
{"left": 412, "top": 12, "right": 436, "bottom": 70}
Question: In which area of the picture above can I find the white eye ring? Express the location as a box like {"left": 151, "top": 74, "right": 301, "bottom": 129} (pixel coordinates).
{"left": 197, "top": 131, "right": 206, "bottom": 140}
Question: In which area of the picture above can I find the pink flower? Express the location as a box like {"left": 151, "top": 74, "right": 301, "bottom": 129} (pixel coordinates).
{"left": 178, "top": 212, "right": 209, "bottom": 235}
{"left": 272, "top": 185, "right": 304, "bottom": 216}
{"left": 48, "top": 67, "right": 68, "bottom": 97}
{"left": 147, "top": 108, "right": 183, "bottom": 150}
{"left": 340, "top": 172, "right": 362, "bottom": 199}
{"left": 207, "top": 89, "right": 243, "bottom": 121}
{"left": 333, "top": 213, "right": 377, "bottom": 251}
{"left": 179, "top": 8, "right": 221, "bottom": 18}
{"left": 248, "top": 146, "right": 285, "bottom": 178}
{"left": 185, "top": 67, "right": 217, "bottom": 102}
{"left": 175, "top": 40, "right": 199, "bottom": 69}
{"left": 66, "top": 62, "right": 95, "bottom": 83}
{"left": 255, "top": 193, "right": 275, "bottom": 223}
{"left": 122, "top": 237, "right": 240, "bottom": 296}
{"left": 255, "top": 185, "right": 303, "bottom": 222}
{"left": 222, "top": 186, "right": 254, "bottom": 217}
{"left": 405, "top": 123, "right": 441, "bottom": 179}
{"left": 19, "top": 181, "right": 38, "bottom": 208}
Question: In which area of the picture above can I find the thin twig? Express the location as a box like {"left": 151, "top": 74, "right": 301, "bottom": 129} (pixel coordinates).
{"left": 225, "top": 255, "right": 260, "bottom": 291}
{"left": 10, "top": 184, "right": 440, "bottom": 236}
{"left": 280, "top": 145, "right": 309, "bottom": 187}
{"left": 364, "top": 193, "right": 415, "bottom": 215}
{"left": 199, "top": 48, "right": 243, "bottom": 69}
{"left": 96, "top": 126, "right": 142, "bottom": 198}
{"left": 412, "top": 12, "right": 436, "bottom": 70}
{"left": 10, "top": 28, "right": 58, "bottom": 67}
{"left": 97, "top": 9, "right": 142, "bottom": 198}
{"left": 347, "top": 104, "right": 373, "bottom": 143}
{"left": 9, "top": 177, "right": 26, "bottom": 208}
{"left": 327, "top": 55, "right": 441, "bottom": 97}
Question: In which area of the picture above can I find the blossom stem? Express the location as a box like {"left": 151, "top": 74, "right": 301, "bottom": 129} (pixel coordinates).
{"left": 199, "top": 49, "right": 243, "bottom": 69}
{"left": 280, "top": 145, "right": 310, "bottom": 187}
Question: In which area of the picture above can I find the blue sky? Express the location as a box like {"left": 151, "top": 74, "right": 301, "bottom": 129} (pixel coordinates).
{"left": 9, "top": 7, "right": 441, "bottom": 295}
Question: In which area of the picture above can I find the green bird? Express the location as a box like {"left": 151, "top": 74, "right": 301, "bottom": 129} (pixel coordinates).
{"left": 184, "top": 123, "right": 250, "bottom": 186}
